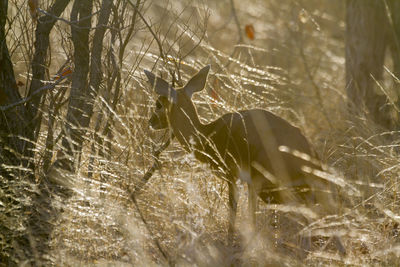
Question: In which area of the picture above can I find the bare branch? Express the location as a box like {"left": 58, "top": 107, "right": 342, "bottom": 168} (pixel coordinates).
{"left": 0, "top": 75, "right": 69, "bottom": 111}
{"left": 127, "top": 0, "right": 166, "bottom": 60}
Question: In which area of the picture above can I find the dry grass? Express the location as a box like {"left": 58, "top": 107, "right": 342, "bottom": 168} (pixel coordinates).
{"left": 3, "top": 0, "right": 400, "bottom": 266}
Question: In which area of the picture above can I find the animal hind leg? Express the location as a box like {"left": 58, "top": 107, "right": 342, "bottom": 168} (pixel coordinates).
{"left": 228, "top": 181, "right": 238, "bottom": 246}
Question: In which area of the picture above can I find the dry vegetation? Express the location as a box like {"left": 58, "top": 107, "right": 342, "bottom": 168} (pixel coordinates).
{"left": 3, "top": 0, "right": 400, "bottom": 266}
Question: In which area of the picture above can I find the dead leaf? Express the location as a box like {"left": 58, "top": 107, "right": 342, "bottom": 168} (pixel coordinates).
{"left": 28, "top": 0, "right": 38, "bottom": 22}
{"left": 245, "top": 24, "right": 255, "bottom": 40}
{"left": 55, "top": 67, "right": 73, "bottom": 80}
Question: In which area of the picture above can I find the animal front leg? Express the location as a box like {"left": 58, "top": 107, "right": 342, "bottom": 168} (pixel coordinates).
{"left": 228, "top": 181, "right": 238, "bottom": 246}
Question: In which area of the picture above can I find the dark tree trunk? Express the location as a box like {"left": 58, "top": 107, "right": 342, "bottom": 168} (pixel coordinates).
{"left": 57, "top": 0, "right": 94, "bottom": 171}
{"left": 388, "top": 1, "right": 400, "bottom": 89}
{"left": 27, "top": 0, "right": 71, "bottom": 142}
{"left": 1, "top": 0, "right": 34, "bottom": 264}
{"left": 58, "top": 0, "right": 112, "bottom": 172}
{"left": 0, "top": 1, "right": 32, "bottom": 167}
{"left": 1, "top": 0, "right": 72, "bottom": 264}
{"left": 345, "top": 0, "right": 394, "bottom": 129}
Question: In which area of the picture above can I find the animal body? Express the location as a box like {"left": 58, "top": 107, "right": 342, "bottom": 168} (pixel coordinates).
{"left": 145, "top": 65, "right": 337, "bottom": 248}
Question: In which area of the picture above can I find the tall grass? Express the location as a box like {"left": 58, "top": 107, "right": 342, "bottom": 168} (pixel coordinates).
{"left": 3, "top": 0, "right": 400, "bottom": 265}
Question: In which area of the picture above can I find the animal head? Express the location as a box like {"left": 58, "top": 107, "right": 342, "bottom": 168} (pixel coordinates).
{"left": 145, "top": 65, "right": 210, "bottom": 130}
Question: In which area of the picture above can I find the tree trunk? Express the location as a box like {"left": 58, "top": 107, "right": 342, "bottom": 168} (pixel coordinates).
{"left": 57, "top": 0, "right": 94, "bottom": 171}
{"left": 1, "top": 0, "right": 35, "bottom": 264}
{"left": 57, "top": 0, "right": 112, "bottom": 173}
{"left": 0, "top": 1, "right": 32, "bottom": 167}
{"left": 388, "top": 1, "right": 400, "bottom": 103}
{"left": 27, "top": 0, "right": 71, "bottom": 142}
{"left": 1, "top": 0, "right": 73, "bottom": 264}
{"left": 345, "top": 0, "right": 394, "bottom": 129}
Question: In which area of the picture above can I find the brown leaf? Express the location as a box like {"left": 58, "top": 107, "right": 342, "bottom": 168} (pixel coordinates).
{"left": 55, "top": 67, "right": 73, "bottom": 80}
{"left": 245, "top": 24, "right": 255, "bottom": 40}
{"left": 28, "top": 0, "right": 38, "bottom": 22}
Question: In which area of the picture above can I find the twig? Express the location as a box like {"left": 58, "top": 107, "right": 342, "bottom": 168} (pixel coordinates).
{"left": 133, "top": 134, "right": 174, "bottom": 195}
{"left": 125, "top": 134, "right": 175, "bottom": 266}
{"left": 37, "top": 7, "right": 101, "bottom": 27}
{"left": 126, "top": 0, "right": 165, "bottom": 60}
{"left": 230, "top": 0, "right": 243, "bottom": 43}
{"left": 210, "top": 0, "right": 245, "bottom": 76}
{"left": 127, "top": 187, "right": 174, "bottom": 266}
{"left": 297, "top": 33, "right": 333, "bottom": 130}
{"left": 0, "top": 75, "right": 69, "bottom": 111}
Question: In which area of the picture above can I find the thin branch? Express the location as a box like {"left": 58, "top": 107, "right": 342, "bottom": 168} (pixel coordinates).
{"left": 37, "top": 7, "right": 100, "bottom": 27}
{"left": 123, "top": 136, "right": 175, "bottom": 266}
{"left": 126, "top": 187, "right": 174, "bottom": 267}
{"left": 230, "top": 0, "right": 243, "bottom": 43}
{"left": 119, "top": 0, "right": 141, "bottom": 60}
{"left": 0, "top": 75, "right": 69, "bottom": 111}
{"left": 133, "top": 134, "right": 174, "bottom": 195}
{"left": 126, "top": 0, "right": 165, "bottom": 60}
{"left": 297, "top": 33, "right": 333, "bottom": 130}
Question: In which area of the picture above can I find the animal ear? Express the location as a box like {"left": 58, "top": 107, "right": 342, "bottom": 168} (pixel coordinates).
{"left": 184, "top": 65, "right": 210, "bottom": 97}
{"left": 144, "top": 70, "right": 177, "bottom": 103}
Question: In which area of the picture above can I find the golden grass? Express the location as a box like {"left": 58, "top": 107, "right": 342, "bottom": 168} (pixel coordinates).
{"left": 4, "top": 0, "right": 400, "bottom": 266}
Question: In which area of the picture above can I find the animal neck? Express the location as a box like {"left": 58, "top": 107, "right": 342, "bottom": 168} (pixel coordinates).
{"left": 170, "top": 107, "right": 208, "bottom": 152}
